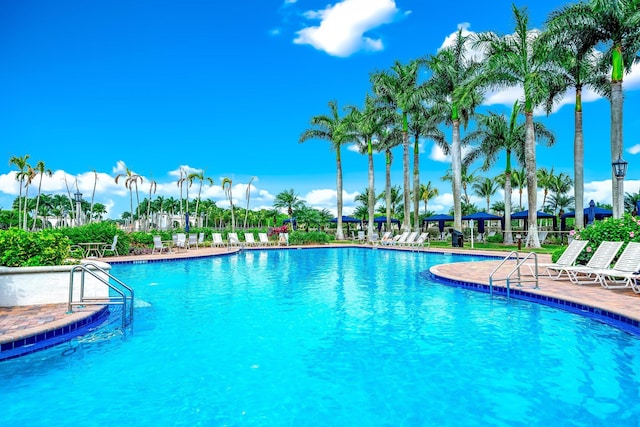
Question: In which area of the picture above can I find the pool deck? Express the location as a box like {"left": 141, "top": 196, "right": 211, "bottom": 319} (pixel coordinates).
{"left": 1, "top": 244, "right": 639, "bottom": 355}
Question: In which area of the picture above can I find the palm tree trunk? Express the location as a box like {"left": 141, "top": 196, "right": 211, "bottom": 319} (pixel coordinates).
{"left": 452, "top": 120, "right": 462, "bottom": 231}
{"left": 525, "top": 111, "right": 540, "bottom": 248}
{"left": 402, "top": 129, "right": 411, "bottom": 232}
{"left": 32, "top": 175, "right": 44, "bottom": 231}
{"left": 412, "top": 134, "right": 420, "bottom": 231}
{"left": 574, "top": 103, "right": 584, "bottom": 229}
{"left": 385, "top": 150, "right": 392, "bottom": 232}
{"left": 504, "top": 173, "right": 513, "bottom": 245}
{"left": 611, "top": 81, "right": 624, "bottom": 218}
{"left": 336, "top": 147, "right": 345, "bottom": 240}
{"left": 367, "top": 143, "right": 375, "bottom": 241}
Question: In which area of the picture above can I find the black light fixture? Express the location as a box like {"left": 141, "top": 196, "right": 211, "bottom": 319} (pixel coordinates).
{"left": 74, "top": 191, "right": 83, "bottom": 202}
{"left": 612, "top": 156, "right": 628, "bottom": 179}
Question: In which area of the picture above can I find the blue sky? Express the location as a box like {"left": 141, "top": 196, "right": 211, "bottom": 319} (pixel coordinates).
{"left": 1, "top": 0, "right": 640, "bottom": 219}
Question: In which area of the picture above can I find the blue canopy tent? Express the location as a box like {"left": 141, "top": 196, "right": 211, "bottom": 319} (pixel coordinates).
{"left": 423, "top": 214, "right": 454, "bottom": 236}
{"left": 330, "top": 215, "right": 360, "bottom": 235}
{"left": 372, "top": 216, "right": 400, "bottom": 232}
{"left": 560, "top": 200, "right": 612, "bottom": 230}
{"left": 462, "top": 212, "right": 502, "bottom": 234}
{"left": 511, "top": 210, "right": 557, "bottom": 230}
{"left": 282, "top": 217, "right": 297, "bottom": 230}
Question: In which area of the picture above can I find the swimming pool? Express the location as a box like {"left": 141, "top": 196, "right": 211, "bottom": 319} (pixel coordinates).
{"left": 1, "top": 248, "right": 639, "bottom": 425}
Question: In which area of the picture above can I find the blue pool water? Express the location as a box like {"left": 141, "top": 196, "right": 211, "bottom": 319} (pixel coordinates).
{"left": 1, "top": 248, "right": 640, "bottom": 426}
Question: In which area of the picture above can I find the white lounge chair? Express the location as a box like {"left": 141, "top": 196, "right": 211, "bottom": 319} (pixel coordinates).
{"left": 258, "top": 232, "right": 274, "bottom": 246}
{"left": 562, "top": 241, "right": 623, "bottom": 285}
{"left": 244, "top": 232, "right": 258, "bottom": 247}
{"left": 197, "top": 232, "right": 205, "bottom": 249}
{"left": 227, "top": 232, "right": 241, "bottom": 247}
{"left": 590, "top": 242, "right": 640, "bottom": 289}
{"left": 402, "top": 232, "right": 419, "bottom": 247}
{"left": 392, "top": 231, "right": 410, "bottom": 246}
{"left": 211, "top": 233, "right": 224, "bottom": 247}
{"left": 410, "top": 232, "right": 430, "bottom": 249}
{"left": 377, "top": 231, "right": 393, "bottom": 246}
{"left": 539, "top": 239, "right": 588, "bottom": 279}
{"left": 278, "top": 232, "right": 289, "bottom": 246}
{"left": 357, "top": 230, "right": 366, "bottom": 243}
{"left": 152, "top": 235, "right": 169, "bottom": 254}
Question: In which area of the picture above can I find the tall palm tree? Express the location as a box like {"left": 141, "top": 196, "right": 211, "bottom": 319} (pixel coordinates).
{"left": 115, "top": 167, "right": 143, "bottom": 230}
{"left": 30, "top": 160, "right": 52, "bottom": 230}
{"left": 244, "top": 176, "right": 255, "bottom": 229}
{"left": 22, "top": 166, "right": 36, "bottom": 230}
{"left": 474, "top": 4, "right": 561, "bottom": 247}
{"left": 89, "top": 170, "right": 98, "bottom": 224}
{"left": 464, "top": 103, "right": 554, "bottom": 243}
{"left": 376, "top": 124, "right": 403, "bottom": 231}
{"left": 299, "top": 100, "right": 353, "bottom": 240}
{"left": 145, "top": 179, "right": 157, "bottom": 231}
{"left": 222, "top": 177, "right": 235, "bottom": 231}
{"left": 419, "top": 181, "right": 439, "bottom": 215}
{"left": 427, "top": 29, "right": 484, "bottom": 232}
{"left": 511, "top": 169, "right": 527, "bottom": 211}
{"left": 543, "top": 3, "right": 612, "bottom": 227}
{"left": 346, "top": 94, "right": 387, "bottom": 241}
{"left": 408, "top": 103, "right": 446, "bottom": 230}
{"left": 371, "top": 59, "right": 425, "bottom": 232}
{"left": 572, "top": 0, "right": 640, "bottom": 217}
{"left": 472, "top": 178, "right": 500, "bottom": 212}
{"left": 9, "top": 154, "right": 30, "bottom": 229}
{"left": 442, "top": 165, "right": 479, "bottom": 205}
{"left": 188, "top": 170, "right": 213, "bottom": 224}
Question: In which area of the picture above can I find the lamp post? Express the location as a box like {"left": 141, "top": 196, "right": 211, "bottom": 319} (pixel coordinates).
{"left": 74, "top": 191, "right": 83, "bottom": 226}
{"left": 612, "top": 156, "right": 628, "bottom": 219}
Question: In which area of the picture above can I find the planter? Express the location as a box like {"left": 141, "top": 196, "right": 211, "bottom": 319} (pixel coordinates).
{"left": 0, "top": 261, "right": 112, "bottom": 307}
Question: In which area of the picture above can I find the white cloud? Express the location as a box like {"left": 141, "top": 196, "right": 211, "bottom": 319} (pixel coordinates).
{"left": 627, "top": 144, "right": 640, "bottom": 155}
{"left": 429, "top": 144, "right": 448, "bottom": 162}
{"left": 302, "top": 188, "right": 359, "bottom": 216}
{"left": 293, "top": 0, "right": 400, "bottom": 57}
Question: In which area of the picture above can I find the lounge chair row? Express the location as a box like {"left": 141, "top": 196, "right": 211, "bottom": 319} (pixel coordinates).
{"left": 151, "top": 232, "right": 283, "bottom": 254}
{"left": 376, "top": 231, "right": 430, "bottom": 248}
{"left": 211, "top": 232, "right": 284, "bottom": 248}
{"left": 539, "top": 239, "right": 640, "bottom": 293}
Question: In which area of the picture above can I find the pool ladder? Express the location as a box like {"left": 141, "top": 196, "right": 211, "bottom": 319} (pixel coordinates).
{"left": 67, "top": 262, "right": 134, "bottom": 328}
{"left": 489, "top": 251, "right": 539, "bottom": 299}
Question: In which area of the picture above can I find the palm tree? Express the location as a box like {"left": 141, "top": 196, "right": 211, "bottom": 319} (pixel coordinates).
{"left": 244, "top": 176, "right": 255, "bottom": 229}
{"left": 145, "top": 178, "right": 157, "bottom": 231}
{"left": 408, "top": 103, "right": 446, "bottom": 230}
{"left": 89, "top": 170, "right": 98, "bottom": 224}
{"left": 542, "top": 4, "right": 612, "bottom": 227}
{"left": 22, "top": 166, "right": 36, "bottom": 230}
{"left": 472, "top": 178, "right": 499, "bottom": 212}
{"left": 511, "top": 169, "right": 527, "bottom": 211}
{"left": 376, "top": 185, "right": 403, "bottom": 217}
{"left": 537, "top": 167, "right": 555, "bottom": 210}
{"left": 115, "top": 167, "right": 143, "bottom": 231}
{"left": 299, "top": 100, "right": 353, "bottom": 240}
{"left": 371, "top": 59, "right": 425, "bottom": 232}
{"left": 376, "top": 124, "right": 403, "bottom": 231}
{"left": 346, "top": 94, "right": 387, "bottom": 241}
{"left": 442, "top": 165, "right": 479, "bottom": 205}
{"left": 564, "top": 0, "right": 640, "bottom": 217}
{"left": 427, "top": 29, "right": 484, "bottom": 232}
{"left": 419, "top": 181, "right": 439, "bottom": 215}
{"left": 273, "top": 189, "right": 303, "bottom": 229}
{"left": 31, "top": 160, "right": 52, "bottom": 231}
{"left": 474, "top": 4, "right": 561, "bottom": 248}
{"left": 189, "top": 170, "right": 214, "bottom": 223}
{"left": 222, "top": 177, "right": 235, "bottom": 231}
{"left": 9, "top": 154, "right": 30, "bottom": 229}
{"left": 464, "top": 102, "right": 525, "bottom": 244}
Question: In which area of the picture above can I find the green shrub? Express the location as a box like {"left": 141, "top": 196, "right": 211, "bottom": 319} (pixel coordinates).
{"left": 487, "top": 233, "right": 503, "bottom": 243}
{"left": 563, "top": 215, "right": 640, "bottom": 264}
{"left": 60, "top": 222, "right": 130, "bottom": 255}
{"left": 288, "top": 231, "right": 331, "bottom": 245}
{"left": 0, "top": 228, "right": 71, "bottom": 267}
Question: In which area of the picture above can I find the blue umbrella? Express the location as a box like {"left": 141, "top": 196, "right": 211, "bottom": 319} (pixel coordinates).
{"left": 185, "top": 211, "right": 190, "bottom": 232}
{"left": 423, "top": 214, "right": 454, "bottom": 233}
{"left": 373, "top": 216, "right": 400, "bottom": 232}
{"left": 463, "top": 212, "right": 502, "bottom": 234}
{"left": 587, "top": 200, "right": 596, "bottom": 225}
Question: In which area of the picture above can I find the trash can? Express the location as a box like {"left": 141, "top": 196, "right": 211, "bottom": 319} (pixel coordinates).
{"left": 451, "top": 229, "right": 464, "bottom": 247}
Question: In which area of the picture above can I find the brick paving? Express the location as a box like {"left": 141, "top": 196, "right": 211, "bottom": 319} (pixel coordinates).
{"left": 1, "top": 244, "right": 638, "bottom": 349}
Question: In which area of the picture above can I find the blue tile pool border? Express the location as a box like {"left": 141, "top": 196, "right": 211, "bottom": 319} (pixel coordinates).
{"left": 0, "top": 306, "right": 111, "bottom": 361}
{"left": 429, "top": 271, "right": 640, "bottom": 337}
